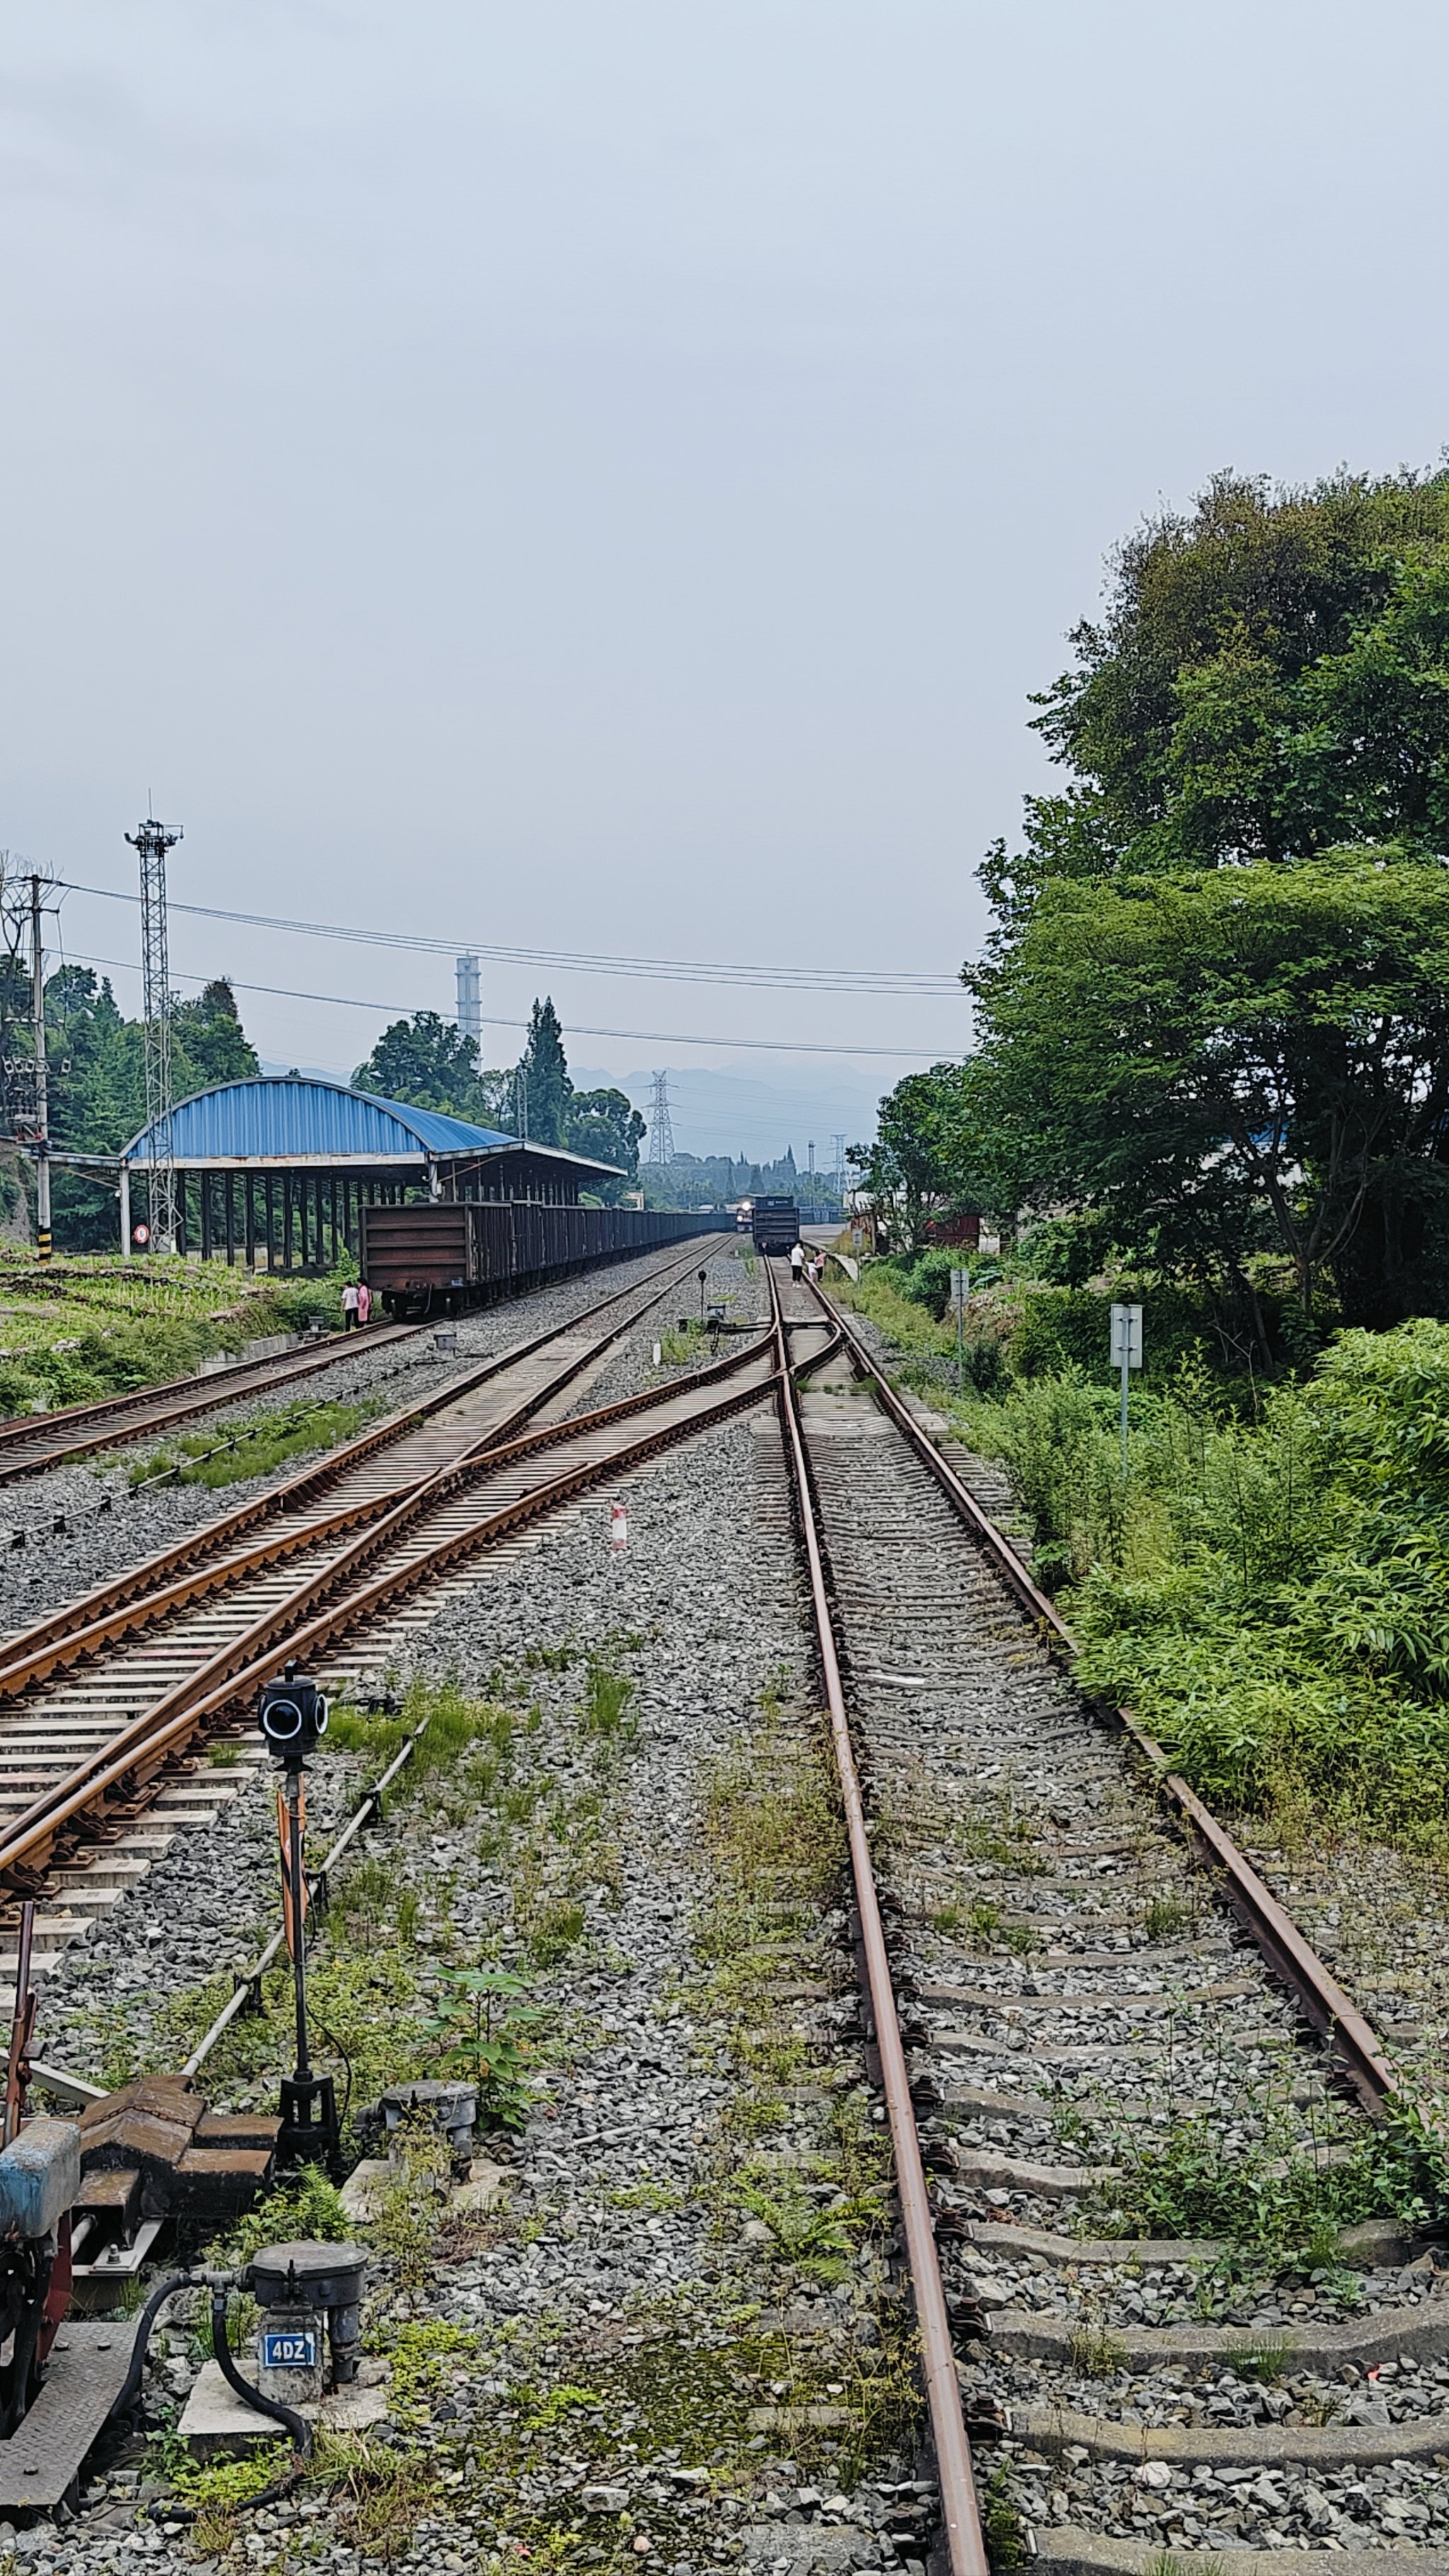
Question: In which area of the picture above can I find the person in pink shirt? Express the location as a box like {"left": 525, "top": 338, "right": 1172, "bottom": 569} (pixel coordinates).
{"left": 357, "top": 1279, "right": 373, "bottom": 1327}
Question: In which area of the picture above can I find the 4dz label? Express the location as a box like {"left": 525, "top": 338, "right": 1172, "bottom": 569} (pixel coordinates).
{"left": 261, "top": 2330, "right": 318, "bottom": 2371}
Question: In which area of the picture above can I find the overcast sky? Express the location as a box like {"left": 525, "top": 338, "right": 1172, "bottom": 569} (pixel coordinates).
{"left": 4, "top": 1, "right": 1448, "bottom": 1155}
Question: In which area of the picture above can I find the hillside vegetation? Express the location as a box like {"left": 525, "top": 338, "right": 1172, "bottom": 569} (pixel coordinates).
{"left": 0, "top": 1257, "right": 341, "bottom": 1416}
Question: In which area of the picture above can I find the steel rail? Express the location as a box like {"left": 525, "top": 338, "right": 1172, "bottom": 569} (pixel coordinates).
{"left": 0, "top": 1346, "right": 780, "bottom": 1890}
{"left": 766, "top": 1266, "right": 988, "bottom": 2576}
{"left": 0, "top": 1239, "right": 729, "bottom": 1700}
{"left": 810, "top": 1281, "right": 1399, "bottom": 2118}
{"left": 0, "top": 1232, "right": 729, "bottom": 1482}
{"left": 0, "top": 1322, "right": 422, "bottom": 1478}
{"left": 0, "top": 1314, "right": 773, "bottom": 1864}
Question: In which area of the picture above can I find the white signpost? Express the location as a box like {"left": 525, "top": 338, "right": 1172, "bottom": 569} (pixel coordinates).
{"left": 1109, "top": 1301, "right": 1143, "bottom": 1471}
{"left": 950, "top": 1266, "right": 970, "bottom": 1392}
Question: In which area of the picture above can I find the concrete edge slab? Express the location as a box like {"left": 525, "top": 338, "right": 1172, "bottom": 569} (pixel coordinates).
{"left": 990, "top": 2295, "right": 1449, "bottom": 2371}
{"left": 1002, "top": 2398, "right": 1449, "bottom": 2469}
{"left": 1034, "top": 2528, "right": 1449, "bottom": 2576}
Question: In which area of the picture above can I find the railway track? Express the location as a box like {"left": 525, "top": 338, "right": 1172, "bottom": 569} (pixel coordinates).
{"left": 0, "top": 1235, "right": 765, "bottom": 1958}
{"left": 13, "top": 1242, "right": 1445, "bottom": 2566}
{"left": 770, "top": 1258, "right": 1449, "bottom": 2575}
{"left": 0, "top": 1317, "right": 425, "bottom": 1485}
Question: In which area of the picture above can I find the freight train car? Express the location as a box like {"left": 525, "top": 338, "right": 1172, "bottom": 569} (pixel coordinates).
{"left": 359, "top": 1201, "right": 723, "bottom": 1317}
{"left": 750, "top": 1195, "right": 800, "bottom": 1253}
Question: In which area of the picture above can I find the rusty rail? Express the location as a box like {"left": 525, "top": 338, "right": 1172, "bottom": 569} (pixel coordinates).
{"left": 767, "top": 1268, "right": 988, "bottom": 2576}
{"left": 0, "top": 1322, "right": 422, "bottom": 1479}
{"left": 0, "top": 1239, "right": 729, "bottom": 1703}
{"left": 0, "top": 1331, "right": 779, "bottom": 1890}
{"left": 812, "top": 1282, "right": 1399, "bottom": 2119}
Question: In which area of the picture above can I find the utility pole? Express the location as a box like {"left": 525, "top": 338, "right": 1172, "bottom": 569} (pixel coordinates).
{"left": 647, "top": 1071, "right": 675, "bottom": 1168}
{"left": 27, "top": 877, "right": 50, "bottom": 1264}
{"left": 125, "top": 816, "right": 183, "bottom": 1254}
{"left": 514, "top": 1065, "right": 529, "bottom": 1143}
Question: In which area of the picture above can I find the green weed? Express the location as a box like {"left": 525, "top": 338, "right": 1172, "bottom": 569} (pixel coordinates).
{"left": 1143, "top": 1890, "right": 1193, "bottom": 1942}
{"left": 128, "top": 1392, "right": 381, "bottom": 1489}
{"left": 982, "top": 2461, "right": 1027, "bottom": 2573}
{"left": 1069, "top": 2324, "right": 1126, "bottom": 2378}
{"left": 420, "top": 1966, "right": 543, "bottom": 2129}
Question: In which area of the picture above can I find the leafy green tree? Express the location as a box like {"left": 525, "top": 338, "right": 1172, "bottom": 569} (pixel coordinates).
{"left": 995, "top": 466, "right": 1449, "bottom": 920}
{"left": 966, "top": 852, "right": 1449, "bottom": 1328}
{"left": 352, "top": 1012, "right": 498, "bottom": 1124}
{"left": 172, "top": 978, "right": 259, "bottom": 1090}
{"left": 849, "top": 1063, "right": 983, "bottom": 1252}
{"left": 42, "top": 968, "right": 262, "bottom": 1250}
{"left": 517, "top": 998, "right": 570, "bottom": 1149}
{"left": 565, "top": 1087, "right": 645, "bottom": 1194}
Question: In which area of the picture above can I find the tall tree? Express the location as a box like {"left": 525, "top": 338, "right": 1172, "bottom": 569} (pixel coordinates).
{"left": 849, "top": 1064, "right": 982, "bottom": 1251}
{"left": 991, "top": 466, "right": 1449, "bottom": 924}
{"left": 966, "top": 853, "right": 1449, "bottom": 1327}
{"left": 352, "top": 1012, "right": 497, "bottom": 1123}
{"left": 565, "top": 1087, "right": 646, "bottom": 1195}
{"left": 173, "top": 978, "right": 260, "bottom": 1090}
{"left": 518, "top": 997, "right": 570, "bottom": 1149}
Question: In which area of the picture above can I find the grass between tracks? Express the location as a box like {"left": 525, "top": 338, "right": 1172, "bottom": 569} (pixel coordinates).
{"left": 125, "top": 1389, "right": 388, "bottom": 1488}
{"left": 0, "top": 1253, "right": 345, "bottom": 1415}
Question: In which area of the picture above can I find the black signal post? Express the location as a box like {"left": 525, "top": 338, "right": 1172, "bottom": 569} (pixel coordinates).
{"left": 258, "top": 1662, "right": 340, "bottom": 2171}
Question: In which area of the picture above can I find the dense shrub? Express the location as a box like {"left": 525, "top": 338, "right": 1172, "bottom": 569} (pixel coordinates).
{"left": 993, "top": 1319, "right": 1449, "bottom": 1844}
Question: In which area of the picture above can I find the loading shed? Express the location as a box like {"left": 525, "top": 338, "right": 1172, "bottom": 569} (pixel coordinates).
{"left": 119, "top": 1076, "right": 621, "bottom": 1271}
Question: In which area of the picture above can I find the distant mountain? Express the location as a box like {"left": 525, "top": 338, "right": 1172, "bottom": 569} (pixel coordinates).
{"left": 260, "top": 1052, "right": 889, "bottom": 1170}
{"left": 570, "top": 1060, "right": 887, "bottom": 1170}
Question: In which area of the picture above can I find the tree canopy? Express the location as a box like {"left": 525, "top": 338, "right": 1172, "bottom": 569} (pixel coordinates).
{"left": 352, "top": 1012, "right": 496, "bottom": 1123}
{"left": 966, "top": 853, "right": 1449, "bottom": 1325}
{"left": 353, "top": 997, "right": 646, "bottom": 1198}
{"left": 565, "top": 1087, "right": 645, "bottom": 1179}
{"left": 994, "top": 466, "right": 1449, "bottom": 920}
{"left": 517, "top": 998, "right": 570, "bottom": 1149}
{"left": 967, "top": 464, "right": 1449, "bottom": 1335}
{"left": 848, "top": 1065, "right": 981, "bottom": 1250}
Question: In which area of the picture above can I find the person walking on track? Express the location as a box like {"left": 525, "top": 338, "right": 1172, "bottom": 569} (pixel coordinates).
{"left": 357, "top": 1279, "right": 373, "bottom": 1327}
{"left": 790, "top": 1242, "right": 805, "bottom": 1278}
{"left": 341, "top": 1281, "right": 360, "bottom": 1331}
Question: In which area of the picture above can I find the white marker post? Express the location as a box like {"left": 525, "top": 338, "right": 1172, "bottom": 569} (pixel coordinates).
{"left": 949, "top": 1266, "right": 970, "bottom": 1394}
{"left": 610, "top": 1501, "right": 628, "bottom": 1556}
{"left": 1109, "top": 1302, "right": 1143, "bottom": 1474}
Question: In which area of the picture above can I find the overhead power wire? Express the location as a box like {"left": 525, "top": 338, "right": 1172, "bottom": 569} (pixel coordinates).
{"left": 57, "top": 879, "right": 964, "bottom": 998}
{"left": 65, "top": 952, "right": 967, "bottom": 1063}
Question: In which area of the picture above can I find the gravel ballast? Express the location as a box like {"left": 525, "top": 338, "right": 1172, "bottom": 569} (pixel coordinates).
{"left": 0, "top": 1241, "right": 737, "bottom": 1636}
{"left": 23, "top": 1343, "right": 933, "bottom": 2572}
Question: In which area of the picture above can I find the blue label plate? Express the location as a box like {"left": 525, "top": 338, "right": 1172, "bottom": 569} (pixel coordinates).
{"left": 261, "top": 2330, "right": 318, "bottom": 2370}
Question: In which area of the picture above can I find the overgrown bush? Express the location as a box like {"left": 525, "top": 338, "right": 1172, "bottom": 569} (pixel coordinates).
{"left": 962, "top": 1318, "right": 1449, "bottom": 1845}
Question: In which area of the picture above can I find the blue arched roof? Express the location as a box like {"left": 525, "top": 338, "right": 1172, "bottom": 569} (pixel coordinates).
{"left": 122, "top": 1076, "right": 516, "bottom": 1167}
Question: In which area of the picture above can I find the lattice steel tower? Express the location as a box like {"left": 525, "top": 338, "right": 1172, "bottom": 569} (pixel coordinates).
{"left": 647, "top": 1070, "right": 675, "bottom": 1167}
{"left": 125, "top": 815, "right": 183, "bottom": 1252}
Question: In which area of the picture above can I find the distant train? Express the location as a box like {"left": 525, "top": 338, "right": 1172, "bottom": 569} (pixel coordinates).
{"left": 750, "top": 1196, "right": 800, "bottom": 1253}
{"left": 360, "top": 1201, "right": 722, "bottom": 1318}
